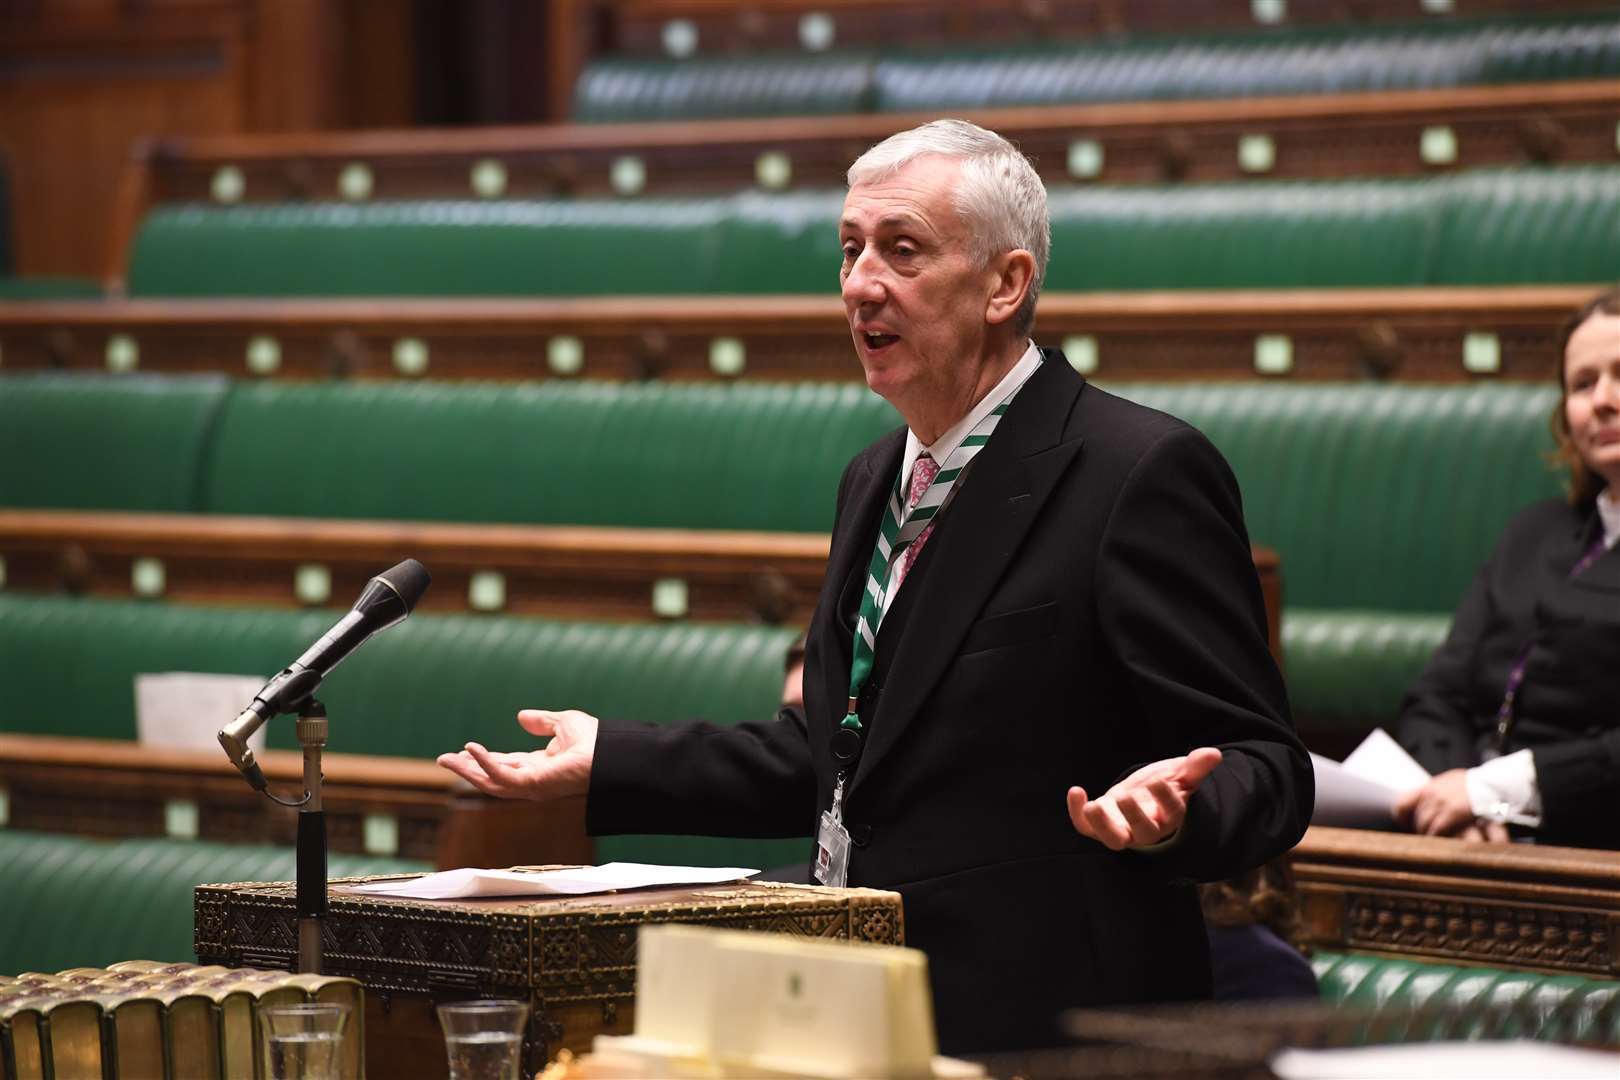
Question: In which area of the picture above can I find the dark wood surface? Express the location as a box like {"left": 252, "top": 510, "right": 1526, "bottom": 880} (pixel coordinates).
{"left": 0, "top": 510, "right": 1281, "bottom": 658}
{"left": 1290, "top": 825, "right": 1620, "bottom": 978}
{"left": 0, "top": 732, "right": 591, "bottom": 870}
{"left": 0, "top": 286, "right": 1590, "bottom": 382}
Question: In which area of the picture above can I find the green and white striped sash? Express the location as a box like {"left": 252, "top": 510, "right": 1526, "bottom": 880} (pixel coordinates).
{"left": 841, "top": 374, "right": 1030, "bottom": 736}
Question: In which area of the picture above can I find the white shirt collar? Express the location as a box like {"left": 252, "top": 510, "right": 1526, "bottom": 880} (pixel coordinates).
{"left": 1598, "top": 487, "right": 1620, "bottom": 549}
{"left": 899, "top": 342, "right": 1043, "bottom": 489}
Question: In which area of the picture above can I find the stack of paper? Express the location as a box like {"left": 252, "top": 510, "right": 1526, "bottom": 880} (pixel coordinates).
{"left": 1309, "top": 728, "right": 1431, "bottom": 828}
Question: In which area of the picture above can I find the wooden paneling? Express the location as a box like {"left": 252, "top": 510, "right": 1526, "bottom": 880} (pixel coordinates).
{"left": 0, "top": 509, "right": 1284, "bottom": 660}
{"left": 0, "top": 732, "right": 593, "bottom": 871}
{"left": 0, "top": 287, "right": 1590, "bottom": 383}
{"left": 1291, "top": 826, "right": 1620, "bottom": 978}
{"left": 0, "top": 0, "right": 415, "bottom": 280}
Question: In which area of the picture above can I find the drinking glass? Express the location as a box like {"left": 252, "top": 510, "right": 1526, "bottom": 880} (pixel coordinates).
{"left": 436, "top": 999, "right": 530, "bottom": 1080}
{"left": 260, "top": 1002, "right": 350, "bottom": 1080}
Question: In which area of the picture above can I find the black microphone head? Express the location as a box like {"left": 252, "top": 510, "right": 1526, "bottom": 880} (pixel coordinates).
{"left": 376, "top": 559, "right": 431, "bottom": 614}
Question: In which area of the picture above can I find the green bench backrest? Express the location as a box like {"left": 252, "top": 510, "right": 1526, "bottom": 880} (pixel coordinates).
{"left": 125, "top": 167, "right": 1620, "bottom": 298}
{"left": 0, "top": 594, "right": 809, "bottom": 872}
{"left": 0, "top": 374, "right": 229, "bottom": 513}
{"left": 572, "top": 15, "right": 1620, "bottom": 121}
{"left": 1103, "top": 382, "right": 1563, "bottom": 612}
{"left": 1313, "top": 951, "right": 1620, "bottom": 1045}
{"left": 0, "top": 831, "right": 424, "bottom": 975}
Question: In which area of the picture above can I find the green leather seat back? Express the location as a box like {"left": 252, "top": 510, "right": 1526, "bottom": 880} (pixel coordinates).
{"left": 570, "top": 15, "right": 1620, "bottom": 121}
{"left": 0, "top": 373, "right": 228, "bottom": 512}
{"left": 1281, "top": 611, "right": 1450, "bottom": 733}
{"left": 573, "top": 51, "right": 875, "bottom": 123}
{"left": 1312, "top": 951, "right": 1620, "bottom": 1045}
{"left": 125, "top": 167, "right": 1620, "bottom": 297}
{"left": 0, "top": 594, "right": 810, "bottom": 871}
{"left": 200, "top": 380, "right": 897, "bottom": 530}
{"left": 0, "top": 831, "right": 424, "bottom": 975}
{"left": 1102, "top": 382, "right": 1563, "bottom": 612}
{"left": 0, "top": 276, "right": 104, "bottom": 300}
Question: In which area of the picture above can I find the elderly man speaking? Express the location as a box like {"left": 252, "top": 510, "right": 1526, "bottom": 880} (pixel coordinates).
{"left": 440, "top": 119, "right": 1313, "bottom": 1054}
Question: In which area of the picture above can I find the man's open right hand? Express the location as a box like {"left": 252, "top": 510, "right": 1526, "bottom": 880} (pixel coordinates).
{"left": 436, "top": 708, "right": 598, "bottom": 802}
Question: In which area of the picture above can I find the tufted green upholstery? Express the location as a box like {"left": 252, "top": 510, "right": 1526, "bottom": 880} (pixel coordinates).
{"left": 1280, "top": 613, "right": 1450, "bottom": 739}
{"left": 0, "top": 594, "right": 810, "bottom": 869}
{"left": 198, "top": 380, "right": 897, "bottom": 530}
{"left": 573, "top": 15, "right": 1620, "bottom": 121}
{"left": 1103, "top": 382, "right": 1563, "bottom": 612}
{"left": 0, "top": 831, "right": 425, "bottom": 975}
{"left": 1313, "top": 951, "right": 1620, "bottom": 1045}
{"left": 124, "top": 167, "right": 1620, "bottom": 298}
{"left": 0, "top": 373, "right": 229, "bottom": 513}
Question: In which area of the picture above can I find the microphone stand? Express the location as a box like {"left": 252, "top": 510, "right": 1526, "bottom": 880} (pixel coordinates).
{"left": 293, "top": 699, "right": 329, "bottom": 975}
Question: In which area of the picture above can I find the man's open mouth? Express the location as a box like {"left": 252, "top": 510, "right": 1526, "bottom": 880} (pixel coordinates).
{"left": 862, "top": 331, "right": 900, "bottom": 351}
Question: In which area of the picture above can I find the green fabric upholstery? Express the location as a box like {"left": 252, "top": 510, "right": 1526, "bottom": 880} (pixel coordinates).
{"left": 572, "top": 15, "right": 1620, "bottom": 121}
{"left": 1280, "top": 612, "right": 1451, "bottom": 737}
{"left": 0, "top": 277, "right": 104, "bottom": 300}
{"left": 0, "top": 831, "right": 424, "bottom": 976}
{"left": 0, "top": 594, "right": 810, "bottom": 869}
{"left": 0, "top": 373, "right": 229, "bottom": 513}
{"left": 199, "top": 380, "right": 896, "bottom": 530}
{"left": 1102, "top": 383, "right": 1563, "bottom": 612}
{"left": 124, "top": 167, "right": 1620, "bottom": 298}
{"left": 1313, "top": 951, "right": 1620, "bottom": 1045}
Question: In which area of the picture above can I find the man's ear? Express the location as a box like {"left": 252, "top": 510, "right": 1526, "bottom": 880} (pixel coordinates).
{"left": 985, "top": 249, "right": 1035, "bottom": 327}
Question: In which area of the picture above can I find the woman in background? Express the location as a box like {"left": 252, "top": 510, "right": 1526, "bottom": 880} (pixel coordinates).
{"left": 1395, "top": 288, "right": 1620, "bottom": 849}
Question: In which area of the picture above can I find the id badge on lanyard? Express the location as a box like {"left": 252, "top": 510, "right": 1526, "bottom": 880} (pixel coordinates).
{"left": 814, "top": 773, "right": 852, "bottom": 887}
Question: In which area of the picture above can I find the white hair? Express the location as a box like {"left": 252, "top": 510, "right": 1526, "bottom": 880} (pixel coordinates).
{"left": 847, "top": 118, "right": 1050, "bottom": 336}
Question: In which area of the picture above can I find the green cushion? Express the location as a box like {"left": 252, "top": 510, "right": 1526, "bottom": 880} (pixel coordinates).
{"left": 1312, "top": 951, "right": 1620, "bottom": 1045}
{"left": 1102, "top": 383, "right": 1563, "bottom": 612}
{"left": 571, "top": 15, "right": 1620, "bottom": 122}
{"left": 1281, "top": 611, "right": 1451, "bottom": 736}
{"left": 0, "top": 373, "right": 229, "bottom": 513}
{"left": 199, "top": 379, "right": 897, "bottom": 530}
{"left": 125, "top": 167, "right": 1620, "bottom": 297}
{"left": 0, "top": 831, "right": 424, "bottom": 976}
{"left": 0, "top": 277, "right": 104, "bottom": 301}
{"left": 0, "top": 594, "right": 810, "bottom": 870}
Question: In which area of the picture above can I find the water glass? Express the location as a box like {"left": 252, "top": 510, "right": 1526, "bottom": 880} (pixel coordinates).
{"left": 260, "top": 1002, "right": 350, "bottom": 1080}
{"left": 436, "top": 999, "right": 530, "bottom": 1080}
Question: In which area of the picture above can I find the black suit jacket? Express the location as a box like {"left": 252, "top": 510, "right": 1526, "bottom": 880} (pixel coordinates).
{"left": 589, "top": 351, "right": 1313, "bottom": 1053}
{"left": 1396, "top": 496, "right": 1620, "bottom": 850}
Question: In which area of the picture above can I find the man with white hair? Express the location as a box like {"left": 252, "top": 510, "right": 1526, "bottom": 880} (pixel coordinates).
{"left": 442, "top": 119, "right": 1312, "bottom": 1054}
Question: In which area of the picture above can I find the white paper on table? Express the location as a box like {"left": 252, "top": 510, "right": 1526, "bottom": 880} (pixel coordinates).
{"left": 1341, "top": 727, "right": 1431, "bottom": 792}
{"left": 136, "top": 672, "right": 267, "bottom": 752}
{"left": 1271, "top": 1040, "right": 1620, "bottom": 1079}
{"left": 344, "top": 862, "right": 760, "bottom": 900}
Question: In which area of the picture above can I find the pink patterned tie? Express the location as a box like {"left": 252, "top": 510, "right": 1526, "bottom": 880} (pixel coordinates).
{"left": 895, "top": 452, "right": 939, "bottom": 588}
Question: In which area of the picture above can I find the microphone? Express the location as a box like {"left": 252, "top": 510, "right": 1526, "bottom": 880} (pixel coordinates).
{"left": 219, "top": 559, "right": 430, "bottom": 789}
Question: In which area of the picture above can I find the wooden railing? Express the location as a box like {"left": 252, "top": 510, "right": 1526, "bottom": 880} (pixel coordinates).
{"left": 0, "top": 286, "right": 1590, "bottom": 383}
{"left": 0, "top": 733, "right": 591, "bottom": 871}
{"left": 105, "top": 80, "right": 1620, "bottom": 287}
{"left": 1291, "top": 826, "right": 1620, "bottom": 978}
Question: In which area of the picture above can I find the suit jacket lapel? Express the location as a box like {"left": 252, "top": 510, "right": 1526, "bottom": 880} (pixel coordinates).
{"left": 851, "top": 354, "right": 1086, "bottom": 793}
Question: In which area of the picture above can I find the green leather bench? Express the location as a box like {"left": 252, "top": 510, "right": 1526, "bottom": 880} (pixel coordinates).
{"left": 0, "top": 831, "right": 424, "bottom": 976}
{"left": 0, "top": 593, "right": 809, "bottom": 871}
{"left": 572, "top": 14, "right": 1620, "bottom": 121}
{"left": 0, "top": 374, "right": 1564, "bottom": 741}
{"left": 123, "top": 166, "right": 1620, "bottom": 297}
{"left": 1313, "top": 951, "right": 1620, "bottom": 1045}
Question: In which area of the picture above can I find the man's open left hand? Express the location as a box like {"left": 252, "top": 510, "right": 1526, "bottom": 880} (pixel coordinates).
{"left": 1067, "top": 747, "right": 1223, "bottom": 850}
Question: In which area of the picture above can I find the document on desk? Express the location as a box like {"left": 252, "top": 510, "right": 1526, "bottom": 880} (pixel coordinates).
{"left": 1310, "top": 728, "right": 1431, "bottom": 828}
{"left": 345, "top": 863, "right": 761, "bottom": 900}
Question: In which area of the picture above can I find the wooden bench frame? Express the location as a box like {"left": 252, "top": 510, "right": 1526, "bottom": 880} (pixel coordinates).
{"left": 0, "top": 733, "right": 591, "bottom": 871}
{"left": 0, "top": 286, "right": 1592, "bottom": 382}
{"left": 0, "top": 509, "right": 1283, "bottom": 654}
{"left": 1291, "top": 826, "right": 1620, "bottom": 979}
{"left": 105, "top": 80, "right": 1620, "bottom": 289}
